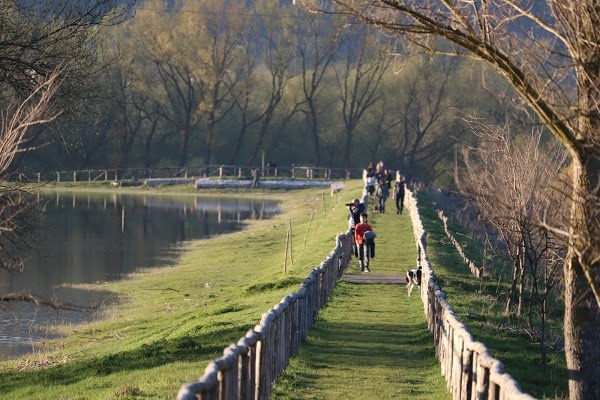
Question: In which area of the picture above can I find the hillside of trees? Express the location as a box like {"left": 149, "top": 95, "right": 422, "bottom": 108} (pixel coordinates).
{"left": 10, "top": 0, "right": 538, "bottom": 184}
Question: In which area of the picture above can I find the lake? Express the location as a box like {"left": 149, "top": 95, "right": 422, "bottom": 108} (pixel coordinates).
{"left": 0, "top": 191, "right": 279, "bottom": 359}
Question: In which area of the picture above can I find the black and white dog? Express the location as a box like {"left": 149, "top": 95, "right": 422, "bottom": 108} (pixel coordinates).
{"left": 406, "top": 266, "right": 422, "bottom": 296}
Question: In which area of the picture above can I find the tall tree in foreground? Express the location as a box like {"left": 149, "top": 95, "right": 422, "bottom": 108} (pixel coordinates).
{"left": 320, "top": 0, "right": 600, "bottom": 398}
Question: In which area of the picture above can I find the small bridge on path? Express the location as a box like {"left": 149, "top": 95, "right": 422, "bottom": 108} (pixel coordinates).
{"left": 341, "top": 274, "right": 406, "bottom": 284}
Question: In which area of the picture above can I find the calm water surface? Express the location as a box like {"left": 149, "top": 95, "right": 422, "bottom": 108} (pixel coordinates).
{"left": 0, "top": 191, "right": 279, "bottom": 359}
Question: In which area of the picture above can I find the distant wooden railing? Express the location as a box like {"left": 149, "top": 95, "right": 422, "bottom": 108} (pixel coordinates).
{"left": 17, "top": 165, "right": 363, "bottom": 183}
{"left": 406, "top": 191, "right": 535, "bottom": 400}
{"left": 437, "top": 210, "right": 483, "bottom": 278}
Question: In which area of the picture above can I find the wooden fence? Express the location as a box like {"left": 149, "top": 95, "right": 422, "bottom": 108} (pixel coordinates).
{"left": 438, "top": 210, "right": 483, "bottom": 278}
{"left": 177, "top": 230, "right": 355, "bottom": 400}
{"left": 176, "top": 187, "right": 535, "bottom": 400}
{"left": 406, "top": 192, "right": 535, "bottom": 400}
{"left": 17, "top": 165, "right": 363, "bottom": 183}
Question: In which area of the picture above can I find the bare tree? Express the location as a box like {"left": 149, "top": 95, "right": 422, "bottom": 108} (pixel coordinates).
{"left": 389, "top": 55, "right": 459, "bottom": 180}
{"left": 459, "top": 123, "right": 569, "bottom": 370}
{"left": 334, "top": 26, "right": 391, "bottom": 169}
{"left": 291, "top": 9, "right": 343, "bottom": 167}
{"left": 0, "top": 0, "right": 132, "bottom": 97}
{"left": 0, "top": 0, "right": 134, "bottom": 171}
{"left": 318, "top": 0, "right": 600, "bottom": 397}
{"left": 0, "top": 68, "right": 63, "bottom": 272}
{"left": 246, "top": 0, "right": 297, "bottom": 166}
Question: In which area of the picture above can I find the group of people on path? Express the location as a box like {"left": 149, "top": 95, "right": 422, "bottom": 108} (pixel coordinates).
{"left": 346, "top": 161, "right": 408, "bottom": 272}
{"left": 365, "top": 160, "right": 407, "bottom": 215}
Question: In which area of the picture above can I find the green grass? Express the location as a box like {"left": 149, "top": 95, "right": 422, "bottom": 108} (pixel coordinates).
{"left": 272, "top": 284, "right": 449, "bottom": 400}
{"left": 2, "top": 182, "right": 565, "bottom": 399}
{"left": 0, "top": 181, "right": 362, "bottom": 399}
{"left": 416, "top": 193, "right": 568, "bottom": 399}
{"left": 272, "top": 195, "right": 450, "bottom": 400}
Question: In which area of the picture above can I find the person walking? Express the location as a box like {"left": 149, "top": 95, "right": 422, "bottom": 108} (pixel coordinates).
{"left": 376, "top": 178, "right": 389, "bottom": 213}
{"left": 251, "top": 168, "right": 261, "bottom": 188}
{"left": 393, "top": 176, "right": 407, "bottom": 214}
{"left": 354, "top": 212, "right": 374, "bottom": 272}
{"left": 347, "top": 198, "right": 365, "bottom": 257}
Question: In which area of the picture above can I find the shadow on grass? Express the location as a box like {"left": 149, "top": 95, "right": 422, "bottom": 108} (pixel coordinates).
{"left": 273, "top": 316, "right": 445, "bottom": 399}
{"left": 272, "top": 281, "right": 448, "bottom": 399}
{"left": 0, "top": 324, "right": 250, "bottom": 394}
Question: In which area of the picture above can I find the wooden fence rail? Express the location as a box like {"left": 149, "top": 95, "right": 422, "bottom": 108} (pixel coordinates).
{"left": 437, "top": 210, "right": 483, "bottom": 277}
{"left": 406, "top": 191, "right": 535, "bottom": 400}
{"left": 177, "top": 187, "right": 535, "bottom": 400}
{"left": 17, "top": 165, "right": 363, "bottom": 183}
{"left": 177, "top": 224, "right": 355, "bottom": 400}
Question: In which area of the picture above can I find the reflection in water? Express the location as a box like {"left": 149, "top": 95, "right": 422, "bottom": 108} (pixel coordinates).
{"left": 0, "top": 192, "right": 279, "bottom": 359}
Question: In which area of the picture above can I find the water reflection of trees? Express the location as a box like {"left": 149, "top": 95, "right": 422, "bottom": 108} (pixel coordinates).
{"left": 1, "top": 192, "right": 280, "bottom": 357}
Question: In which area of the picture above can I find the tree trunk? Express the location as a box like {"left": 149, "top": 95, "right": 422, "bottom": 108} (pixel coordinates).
{"left": 204, "top": 116, "right": 215, "bottom": 167}
{"left": 179, "top": 129, "right": 190, "bottom": 167}
{"left": 540, "top": 297, "right": 547, "bottom": 369}
{"left": 343, "top": 127, "right": 354, "bottom": 170}
{"left": 564, "top": 156, "right": 600, "bottom": 400}
{"left": 307, "top": 100, "right": 321, "bottom": 167}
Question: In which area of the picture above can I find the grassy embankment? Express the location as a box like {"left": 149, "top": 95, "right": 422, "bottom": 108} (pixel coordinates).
{"left": 0, "top": 180, "right": 362, "bottom": 399}
{"left": 415, "top": 193, "right": 568, "bottom": 399}
{"left": 271, "top": 196, "right": 451, "bottom": 400}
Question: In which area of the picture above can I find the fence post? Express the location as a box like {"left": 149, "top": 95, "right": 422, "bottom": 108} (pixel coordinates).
{"left": 238, "top": 332, "right": 258, "bottom": 400}
{"left": 56, "top": 172, "right": 60, "bottom": 182}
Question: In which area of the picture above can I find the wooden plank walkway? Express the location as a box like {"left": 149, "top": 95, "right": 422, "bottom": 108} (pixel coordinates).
{"left": 341, "top": 274, "right": 406, "bottom": 284}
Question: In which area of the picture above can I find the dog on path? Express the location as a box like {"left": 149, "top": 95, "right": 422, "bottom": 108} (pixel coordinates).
{"left": 406, "top": 266, "right": 422, "bottom": 296}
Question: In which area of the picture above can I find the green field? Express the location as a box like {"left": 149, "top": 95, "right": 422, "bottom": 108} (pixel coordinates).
{"left": 0, "top": 181, "right": 363, "bottom": 399}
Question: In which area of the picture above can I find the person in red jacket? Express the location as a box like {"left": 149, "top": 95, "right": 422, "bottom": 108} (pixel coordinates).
{"left": 354, "top": 212, "right": 374, "bottom": 272}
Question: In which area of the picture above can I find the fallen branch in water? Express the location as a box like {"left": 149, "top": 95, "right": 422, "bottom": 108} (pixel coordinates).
{"left": 0, "top": 292, "right": 99, "bottom": 312}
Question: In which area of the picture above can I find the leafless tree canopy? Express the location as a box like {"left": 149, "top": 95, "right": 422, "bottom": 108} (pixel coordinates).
{"left": 0, "top": 68, "right": 63, "bottom": 273}
{"left": 457, "top": 121, "right": 568, "bottom": 327}
{"left": 0, "top": 0, "right": 134, "bottom": 100}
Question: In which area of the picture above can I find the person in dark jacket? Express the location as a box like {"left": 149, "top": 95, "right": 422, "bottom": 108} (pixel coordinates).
{"left": 393, "top": 176, "right": 407, "bottom": 214}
